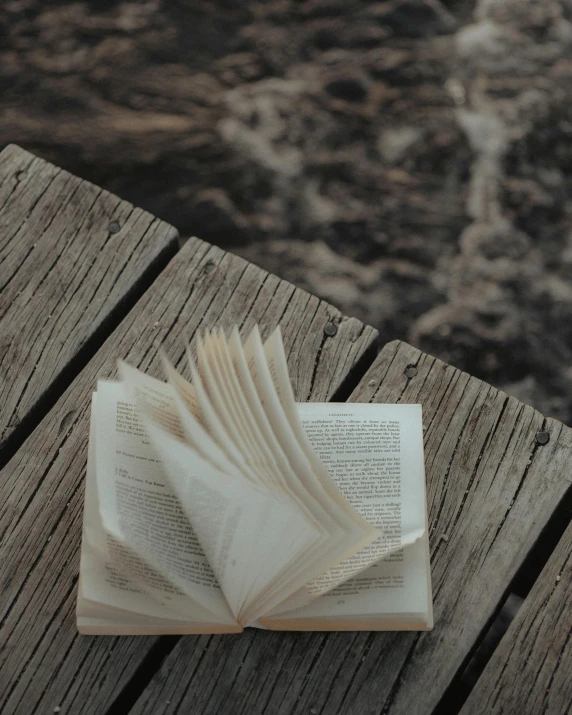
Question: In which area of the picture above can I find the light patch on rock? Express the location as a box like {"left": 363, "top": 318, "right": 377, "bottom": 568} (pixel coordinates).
{"left": 377, "top": 126, "right": 422, "bottom": 164}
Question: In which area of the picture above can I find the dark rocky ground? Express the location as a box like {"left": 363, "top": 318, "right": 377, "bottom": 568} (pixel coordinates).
{"left": 2, "top": 0, "right": 572, "bottom": 422}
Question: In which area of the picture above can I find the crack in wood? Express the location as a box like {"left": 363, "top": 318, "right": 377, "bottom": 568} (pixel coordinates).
{"left": 379, "top": 635, "right": 421, "bottom": 715}
{"left": 448, "top": 394, "right": 509, "bottom": 538}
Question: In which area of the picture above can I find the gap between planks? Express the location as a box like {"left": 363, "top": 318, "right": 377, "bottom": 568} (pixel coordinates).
{"left": 436, "top": 486, "right": 572, "bottom": 714}
{"left": 0, "top": 241, "right": 178, "bottom": 472}
{"left": 0, "top": 144, "right": 180, "bottom": 470}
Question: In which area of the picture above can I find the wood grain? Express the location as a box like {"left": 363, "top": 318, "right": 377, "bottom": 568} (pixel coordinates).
{"left": 0, "top": 144, "right": 178, "bottom": 460}
{"left": 130, "top": 340, "right": 572, "bottom": 715}
{"left": 0, "top": 236, "right": 378, "bottom": 715}
{"left": 460, "top": 520, "right": 572, "bottom": 715}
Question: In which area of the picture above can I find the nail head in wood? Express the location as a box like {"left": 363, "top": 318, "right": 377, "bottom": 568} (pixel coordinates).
{"left": 203, "top": 261, "right": 216, "bottom": 274}
{"left": 405, "top": 365, "right": 418, "bottom": 378}
{"left": 535, "top": 431, "right": 550, "bottom": 445}
{"left": 108, "top": 221, "right": 121, "bottom": 234}
{"left": 324, "top": 322, "right": 338, "bottom": 337}
{"left": 16, "top": 170, "right": 28, "bottom": 181}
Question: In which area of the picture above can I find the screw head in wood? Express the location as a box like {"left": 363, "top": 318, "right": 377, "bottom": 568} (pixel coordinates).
{"left": 324, "top": 322, "right": 338, "bottom": 337}
{"left": 203, "top": 261, "right": 216, "bottom": 274}
{"left": 535, "top": 431, "right": 550, "bottom": 445}
{"left": 405, "top": 365, "right": 418, "bottom": 378}
{"left": 16, "top": 170, "right": 28, "bottom": 181}
{"left": 109, "top": 221, "right": 121, "bottom": 234}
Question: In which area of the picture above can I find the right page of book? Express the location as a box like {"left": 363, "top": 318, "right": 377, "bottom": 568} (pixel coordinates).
{"left": 260, "top": 403, "right": 433, "bottom": 630}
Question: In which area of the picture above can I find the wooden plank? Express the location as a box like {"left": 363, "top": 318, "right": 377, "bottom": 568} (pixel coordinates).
{"left": 0, "top": 236, "right": 378, "bottom": 715}
{"left": 130, "top": 340, "right": 572, "bottom": 715}
{"left": 460, "top": 519, "right": 572, "bottom": 715}
{"left": 0, "top": 144, "right": 178, "bottom": 460}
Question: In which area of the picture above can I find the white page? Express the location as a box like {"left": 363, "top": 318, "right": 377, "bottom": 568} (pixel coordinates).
{"left": 186, "top": 346, "right": 250, "bottom": 472}
{"left": 161, "top": 351, "right": 252, "bottom": 478}
{"left": 160, "top": 351, "right": 269, "bottom": 618}
{"left": 265, "top": 403, "right": 431, "bottom": 623}
{"left": 206, "top": 330, "right": 288, "bottom": 490}
{"left": 199, "top": 330, "right": 326, "bottom": 618}
{"left": 264, "top": 326, "right": 409, "bottom": 553}
{"left": 262, "top": 333, "right": 426, "bottom": 595}
{"left": 243, "top": 327, "right": 379, "bottom": 557}
{"left": 78, "top": 392, "right": 237, "bottom": 627}
{"left": 208, "top": 331, "right": 272, "bottom": 469}
{"left": 164, "top": 336, "right": 340, "bottom": 621}
{"left": 216, "top": 328, "right": 340, "bottom": 618}
{"left": 118, "top": 362, "right": 323, "bottom": 624}
{"left": 228, "top": 327, "right": 382, "bottom": 618}
{"left": 158, "top": 348, "right": 202, "bottom": 420}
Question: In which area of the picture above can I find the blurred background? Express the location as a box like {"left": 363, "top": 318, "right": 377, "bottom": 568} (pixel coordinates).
{"left": 2, "top": 0, "right": 572, "bottom": 423}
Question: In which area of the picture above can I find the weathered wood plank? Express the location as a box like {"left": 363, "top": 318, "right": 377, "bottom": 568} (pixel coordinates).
{"left": 0, "top": 236, "right": 378, "bottom": 715}
{"left": 130, "top": 340, "right": 572, "bottom": 715}
{"left": 460, "top": 518, "right": 572, "bottom": 715}
{"left": 0, "top": 144, "right": 178, "bottom": 460}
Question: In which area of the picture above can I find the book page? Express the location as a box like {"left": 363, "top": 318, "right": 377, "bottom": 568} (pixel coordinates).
{"left": 164, "top": 335, "right": 345, "bottom": 621}
{"left": 193, "top": 333, "right": 281, "bottom": 491}
{"left": 159, "top": 348, "right": 201, "bottom": 420}
{"left": 261, "top": 403, "right": 432, "bottom": 626}
{"left": 118, "top": 363, "right": 324, "bottom": 625}
{"left": 77, "top": 392, "right": 239, "bottom": 631}
{"left": 243, "top": 327, "right": 379, "bottom": 552}
{"left": 160, "top": 351, "right": 249, "bottom": 479}
{"left": 263, "top": 328, "right": 425, "bottom": 594}
{"left": 229, "top": 327, "right": 383, "bottom": 618}
{"left": 203, "top": 330, "right": 290, "bottom": 491}
{"left": 197, "top": 330, "right": 331, "bottom": 616}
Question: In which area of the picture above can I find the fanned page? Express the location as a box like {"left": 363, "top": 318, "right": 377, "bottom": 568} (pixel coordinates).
{"left": 78, "top": 325, "right": 432, "bottom": 634}
{"left": 118, "top": 360, "right": 328, "bottom": 626}
{"left": 216, "top": 326, "right": 381, "bottom": 617}
{"left": 263, "top": 329, "right": 425, "bottom": 592}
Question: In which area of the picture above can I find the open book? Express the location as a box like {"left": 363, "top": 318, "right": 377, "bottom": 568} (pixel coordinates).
{"left": 77, "top": 326, "right": 433, "bottom": 634}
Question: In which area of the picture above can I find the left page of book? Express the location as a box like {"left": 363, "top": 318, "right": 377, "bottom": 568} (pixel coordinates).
{"left": 77, "top": 386, "right": 241, "bottom": 635}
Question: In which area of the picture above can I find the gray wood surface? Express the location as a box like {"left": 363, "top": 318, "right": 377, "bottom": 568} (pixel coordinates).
{"left": 0, "top": 236, "right": 378, "bottom": 715}
{"left": 460, "top": 520, "right": 572, "bottom": 715}
{"left": 0, "top": 144, "right": 178, "bottom": 460}
{"left": 130, "top": 340, "right": 572, "bottom": 715}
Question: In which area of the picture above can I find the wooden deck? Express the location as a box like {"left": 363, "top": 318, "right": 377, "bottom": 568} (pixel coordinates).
{"left": 1, "top": 145, "right": 571, "bottom": 715}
